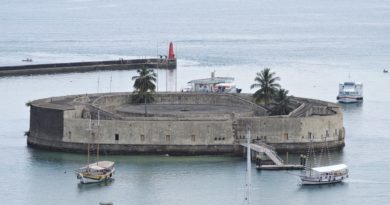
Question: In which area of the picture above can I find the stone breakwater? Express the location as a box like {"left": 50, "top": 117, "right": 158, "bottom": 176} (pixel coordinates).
{"left": 0, "top": 58, "right": 176, "bottom": 77}
{"left": 27, "top": 92, "right": 345, "bottom": 155}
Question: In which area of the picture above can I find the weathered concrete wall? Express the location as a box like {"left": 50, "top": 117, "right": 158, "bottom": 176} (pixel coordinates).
{"left": 237, "top": 113, "right": 345, "bottom": 152}
{"left": 29, "top": 105, "right": 64, "bottom": 142}
{"left": 62, "top": 118, "right": 234, "bottom": 146}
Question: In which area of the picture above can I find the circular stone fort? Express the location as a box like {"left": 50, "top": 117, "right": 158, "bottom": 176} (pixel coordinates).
{"left": 27, "top": 92, "right": 345, "bottom": 155}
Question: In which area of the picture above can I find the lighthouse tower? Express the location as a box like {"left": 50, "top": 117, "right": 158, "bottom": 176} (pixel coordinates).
{"left": 166, "top": 42, "right": 177, "bottom": 92}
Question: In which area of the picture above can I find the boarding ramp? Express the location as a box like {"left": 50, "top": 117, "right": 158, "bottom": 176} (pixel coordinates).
{"left": 240, "top": 141, "right": 284, "bottom": 166}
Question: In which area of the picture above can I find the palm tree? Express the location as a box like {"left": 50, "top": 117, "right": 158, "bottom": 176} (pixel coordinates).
{"left": 270, "top": 88, "right": 291, "bottom": 115}
{"left": 132, "top": 67, "right": 157, "bottom": 117}
{"left": 250, "top": 68, "right": 281, "bottom": 104}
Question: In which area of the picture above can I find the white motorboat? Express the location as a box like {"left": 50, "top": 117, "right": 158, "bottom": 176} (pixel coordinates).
{"left": 337, "top": 82, "right": 363, "bottom": 103}
{"left": 300, "top": 164, "right": 349, "bottom": 185}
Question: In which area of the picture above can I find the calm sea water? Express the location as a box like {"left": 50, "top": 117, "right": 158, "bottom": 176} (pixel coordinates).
{"left": 1, "top": 0, "right": 390, "bottom": 204}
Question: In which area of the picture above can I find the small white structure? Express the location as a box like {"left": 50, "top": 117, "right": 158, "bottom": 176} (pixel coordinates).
{"left": 337, "top": 82, "right": 363, "bottom": 103}
{"left": 300, "top": 164, "right": 349, "bottom": 185}
{"left": 182, "top": 72, "right": 241, "bottom": 93}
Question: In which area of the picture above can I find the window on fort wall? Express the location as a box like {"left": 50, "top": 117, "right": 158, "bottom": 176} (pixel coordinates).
{"left": 166, "top": 135, "right": 171, "bottom": 142}
{"left": 140, "top": 135, "right": 145, "bottom": 141}
{"left": 326, "top": 130, "right": 329, "bottom": 137}
{"left": 68, "top": 131, "right": 71, "bottom": 139}
{"left": 284, "top": 133, "right": 288, "bottom": 140}
{"left": 308, "top": 132, "right": 312, "bottom": 139}
{"left": 191, "top": 135, "right": 195, "bottom": 142}
{"left": 115, "top": 134, "right": 119, "bottom": 141}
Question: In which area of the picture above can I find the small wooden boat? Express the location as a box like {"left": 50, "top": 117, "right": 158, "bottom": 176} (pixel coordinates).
{"left": 384, "top": 69, "right": 389, "bottom": 73}
{"left": 76, "top": 111, "right": 115, "bottom": 184}
{"left": 76, "top": 161, "right": 115, "bottom": 184}
{"left": 299, "top": 138, "right": 349, "bottom": 185}
{"left": 300, "top": 164, "right": 348, "bottom": 185}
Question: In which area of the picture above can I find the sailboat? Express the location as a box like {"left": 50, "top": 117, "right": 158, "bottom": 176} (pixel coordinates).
{"left": 299, "top": 137, "right": 348, "bottom": 185}
{"left": 76, "top": 111, "right": 115, "bottom": 184}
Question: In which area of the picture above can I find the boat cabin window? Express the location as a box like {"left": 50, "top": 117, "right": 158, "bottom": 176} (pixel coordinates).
{"left": 115, "top": 134, "right": 119, "bottom": 141}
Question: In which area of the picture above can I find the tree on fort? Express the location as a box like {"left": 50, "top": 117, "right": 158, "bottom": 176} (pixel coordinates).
{"left": 132, "top": 67, "right": 157, "bottom": 117}
{"left": 269, "top": 88, "right": 292, "bottom": 115}
{"left": 250, "top": 68, "right": 281, "bottom": 104}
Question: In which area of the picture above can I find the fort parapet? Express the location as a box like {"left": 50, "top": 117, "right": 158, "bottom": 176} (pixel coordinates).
{"left": 27, "top": 93, "right": 345, "bottom": 155}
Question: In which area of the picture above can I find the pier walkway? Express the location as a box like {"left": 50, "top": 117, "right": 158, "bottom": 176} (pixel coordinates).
{"left": 239, "top": 141, "right": 304, "bottom": 170}
{"left": 240, "top": 141, "right": 284, "bottom": 165}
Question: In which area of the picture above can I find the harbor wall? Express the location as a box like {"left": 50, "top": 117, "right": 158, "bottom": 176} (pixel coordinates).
{"left": 0, "top": 58, "right": 176, "bottom": 77}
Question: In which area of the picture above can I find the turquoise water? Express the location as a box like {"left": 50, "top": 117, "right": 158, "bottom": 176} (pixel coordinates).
{"left": 1, "top": 0, "right": 390, "bottom": 204}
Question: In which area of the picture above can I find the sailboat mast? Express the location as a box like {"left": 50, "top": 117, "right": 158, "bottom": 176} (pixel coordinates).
{"left": 97, "top": 110, "right": 100, "bottom": 165}
{"left": 245, "top": 127, "right": 251, "bottom": 205}
{"left": 87, "top": 143, "right": 90, "bottom": 164}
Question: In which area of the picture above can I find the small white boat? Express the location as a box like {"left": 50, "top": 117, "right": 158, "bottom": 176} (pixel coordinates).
{"left": 300, "top": 164, "right": 349, "bottom": 185}
{"left": 76, "top": 161, "right": 115, "bottom": 184}
{"left": 22, "top": 58, "right": 33, "bottom": 62}
{"left": 384, "top": 69, "right": 389, "bottom": 73}
{"left": 337, "top": 82, "right": 363, "bottom": 103}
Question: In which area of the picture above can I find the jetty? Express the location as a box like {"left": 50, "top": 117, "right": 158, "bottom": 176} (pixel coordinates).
{"left": 0, "top": 42, "right": 177, "bottom": 77}
{"left": 0, "top": 58, "right": 176, "bottom": 77}
{"left": 240, "top": 141, "right": 304, "bottom": 170}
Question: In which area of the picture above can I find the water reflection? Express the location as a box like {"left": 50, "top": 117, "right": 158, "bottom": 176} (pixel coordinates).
{"left": 297, "top": 181, "right": 349, "bottom": 191}
{"left": 339, "top": 102, "right": 363, "bottom": 114}
{"left": 77, "top": 179, "right": 115, "bottom": 192}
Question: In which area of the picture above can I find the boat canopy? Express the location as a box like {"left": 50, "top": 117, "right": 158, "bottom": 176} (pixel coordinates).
{"left": 88, "top": 161, "right": 115, "bottom": 169}
{"left": 312, "top": 164, "right": 348, "bottom": 173}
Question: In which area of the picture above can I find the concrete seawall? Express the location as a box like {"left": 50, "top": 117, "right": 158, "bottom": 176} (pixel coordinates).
{"left": 27, "top": 92, "right": 345, "bottom": 155}
{"left": 0, "top": 58, "right": 176, "bottom": 77}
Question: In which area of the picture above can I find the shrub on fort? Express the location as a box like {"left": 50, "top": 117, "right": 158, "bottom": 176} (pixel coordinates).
{"left": 130, "top": 92, "right": 155, "bottom": 104}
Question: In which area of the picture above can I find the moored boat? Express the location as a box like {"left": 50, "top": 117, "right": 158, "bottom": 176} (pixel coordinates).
{"left": 76, "top": 161, "right": 115, "bottom": 184}
{"left": 299, "top": 137, "right": 349, "bottom": 185}
{"left": 300, "top": 164, "right": 348, "bottom": 185}
{"left": 337, "top": 82, "right": 363, "bottom": 103}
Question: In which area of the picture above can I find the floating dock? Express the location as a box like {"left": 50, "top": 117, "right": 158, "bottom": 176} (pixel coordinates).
{"left": 255, "top": 164, "right": 304, "bottom": 170}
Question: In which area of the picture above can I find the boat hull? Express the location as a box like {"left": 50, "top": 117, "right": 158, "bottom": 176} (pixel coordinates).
{"left": 77, "top": 168, "right": 115, "bottom": 184}
{"left": 300, "top": 174, "right": 348, "bottom": 185}
{"left": 337, "top": 96, "right": 363, "bottom": 103}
